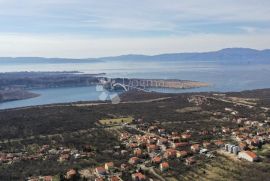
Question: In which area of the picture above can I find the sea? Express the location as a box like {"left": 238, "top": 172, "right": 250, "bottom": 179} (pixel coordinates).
{"left": 0, "top": 60, "right": 270, "bottom": 109}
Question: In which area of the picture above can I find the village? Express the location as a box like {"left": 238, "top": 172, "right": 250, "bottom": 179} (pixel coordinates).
{"left": 0, "top": 92, "right": 270, "bottom": 181}
{"left": 1, "top": 108, "right": 269, "bottom": 181}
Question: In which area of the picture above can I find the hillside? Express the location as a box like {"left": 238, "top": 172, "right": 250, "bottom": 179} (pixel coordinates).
{"left": 0, "top": 48, "right": 270, "bottom": 64}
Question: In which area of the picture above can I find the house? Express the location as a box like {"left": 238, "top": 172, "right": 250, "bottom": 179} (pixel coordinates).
{"left": 199, "top": 149, "right": 208, "bottom": 154}
{"left": 129, "top": 157, "right": 140, "bottom": 165}
{"left": 238, "top": 151, "right": 259, "bottom": 162}
{"left": 121, "top": 163, "right": 129, "bottom": 171}
{"left": 164, "top": 149, "right": 176, "bottom": 159}
{"left": 108, "top": 176, "right": 122, "bottom": 181}
{"left": 147, "top": 144, "right": 158, "bottom": 152}
{"left": 157, "top": 138, "right": 168, "bottom": 145}
{"left": 128, "top": 143, "right": 138, "bottom": 148}
{"left": 152, "top": 156, "right": 162, "bottom": 164}
{"left": 134, "top": 148, "right": 142, "bottom": 156}
{"left": 148, "top": 126, "right": 157, "bottom": 132}
{"left": 95, "top": 178, "right": 104, "bottom": 181}
{"left": 120, "top": 133, "right": 130, "bottom": 141}
{"left": 105, "top": 162, "right": 114, "bottom": 171}
{"left": 239, "top": 142, "right": 247, "bottom": 150}
{"left": 203, "top": 142, "right": 211, "bottom": 148}
{"left": 95, "top": 167, "right": 106, "bottom": 176}
{"left": 59, "top": 154, "right": 70, "bottom": 162}
{"left": 66, "top": 169, "right": 77, "bottom": 179}
{"left": 160, "top": 162, "right": 169, "bottom": 172}
{"left": 172, "top": 142, "right": 189, "bottom": 149}
{"left": 132, "top": 172, "right": 146, "bottom": 181}
{"left": 172, "top": 136, "right": 181, "bottom": 143}
{"left": 214, "top": 140, "right": 224, "bottom": 147}
{"left": 181, "top": 133, "right": 192, "bottom": 139}
{"left": 185, "top": 157, "right": 196, "bottom": 165}
{"left": 176, "top": 150, "right": 188, "bottom": 158}
{"left": 191, "top": 144, "right": 200, "bottom": 152}
{"left": 42, "top": 176, "right": 53, "bottom": 181}
{"left": 158, "top": 129, "right": 166, "bottom": 134}
{"left": 27, "top": 177, "right": 39, "bottom": 181}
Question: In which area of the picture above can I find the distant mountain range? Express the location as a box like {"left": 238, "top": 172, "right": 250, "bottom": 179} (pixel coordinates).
{"left": 0, "top": 48, "right": 270, "bottom": 64}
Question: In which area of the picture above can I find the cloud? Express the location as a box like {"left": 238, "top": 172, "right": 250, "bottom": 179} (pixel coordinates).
{"left": 0, "top": 0, "right": 269, "bottom": 57}
{"left": 0, "top": 0, "right": 270, "bottom": 34}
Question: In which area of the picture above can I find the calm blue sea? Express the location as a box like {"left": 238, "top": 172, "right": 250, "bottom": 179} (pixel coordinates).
{"left": 0, "top": 60, "right": 270, "bottom": 109}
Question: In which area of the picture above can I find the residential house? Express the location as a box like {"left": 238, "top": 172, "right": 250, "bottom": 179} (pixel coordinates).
{"left": 157, "top": 138, "right": 168, "bottom": 145}
{"left": 181, "top": 133, "right": 192, "bottom": 139}
{"left": 214, "top": 140, "right": 224, "bottom": 147}
{"left": 239, "top": 142, "right": 248, "bottom": 151}
{"left": 59, "top": 154, "right": 70, "bottom": 162}
{"left": 66, "top": 169, "right": 77, "bottom": 180}
{"left": 238, "top": 151, "right": 259, "bottom": 162}
{"left": 164, "top": 149, "right": 176, "bottom": 159}
{"left": 152, "top": 156, "right": 162, "bottom": 164}
{"left": 134, "top": 148, "right": 142, "bottom": 156}
{"left": 129, "top": 157, "right": 140, "bottom": 165}
{"left": 147, "top": 144, "right": 158, "bottom": 152}
{"left": 105, "top": 162, "right": 114, "bottom": 171}
{"left": 95, "top": 167, "right": 106, "bottom": 176}
{"left": 95, "top": 178, "right": 104, "bottom": 181}
{"left": 160, "top": 162, "right": 169, "bottom": 172}
{"left": 108, "top": 176, "right": 122, "bottom": 181}
{"left": 43, "top": 176, "right": 53, "bottom": 181}
{"left": 158, "top": 129, "right": 166, "bottom": 134}
{"left": 176, "top": 150, "right": 188, "bottom": 158}
{"left": 172, "top": 142, "right": 189, "bottom": 149}
{"left": 191, "top": 144, "right": 200, "bottom": 153}
{"left": 203, "top": 142, "right": 211, "bottom": 148}
{"left": 185, "top": 157, "right": 196, "bottom": 165}
{"left": 132, "top": 172, "right": 146, "bottom": 181}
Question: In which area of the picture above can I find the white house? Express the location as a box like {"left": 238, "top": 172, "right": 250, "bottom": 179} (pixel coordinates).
{"left": 238, "top": 151, "right": 258, "bottom": 162}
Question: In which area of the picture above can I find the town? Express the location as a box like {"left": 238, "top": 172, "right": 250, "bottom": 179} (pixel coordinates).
{"left": 0, "top": 90, "right": 270, "bottom": 180}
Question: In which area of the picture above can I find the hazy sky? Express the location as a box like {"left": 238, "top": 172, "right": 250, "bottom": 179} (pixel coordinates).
{"left": 0, "top": 0, "right": 269, "bottom": 58}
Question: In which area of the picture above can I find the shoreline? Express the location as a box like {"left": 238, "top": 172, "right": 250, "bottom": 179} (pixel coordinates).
{"left": 1, "top": 87, "right": 270, "bottom": 112}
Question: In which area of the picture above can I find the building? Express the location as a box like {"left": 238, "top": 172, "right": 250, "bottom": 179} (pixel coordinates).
{"left": 129, "top": 157, "right": 140, "bottom": 165}
{"left": 152, "top": 156, "right": 162, "bottom": 164}
{"left": 134, "top": 148, "right": 142, "bottom": 156}
{"left": 164, "top": 149, "right": 177, "bottom": 159}
{"left": 203, "top": 142, "right": 211, "bottom": 148}
{"left": 147, "top": 144, "right": 158, "bottom": 152}
{"left": 108, "top": 176, "right": 122, "bottom": 181}
{"left": 185, "top": 157, "right": 196, "bottom": 165}
{"left": 214, "top": 140, "right": 224, "bottom": 147}
{"left": 95, "top": 178, "right": 104, "bottom": 181}
{"left": 43, "top": 176, "right": 53, "bottom": 181}
{"left": 160, "top": 162, "right": 169, "bottom": 172}
{"left": 238, "top": 151, "right": 259, "bottom": 162}
{"left": 191, "top": 144, "right": 200, "bottom": 152}
{"left": 66, "top": 169, "right": 76, "bottom": 180}
{"left": 172, "top": 142, "right": 189, "bottom": 149}
{"left": 105, "top": 162, "right": 114, "bottom": 171}
{"left": 132, "top": 172, "right": 146, "bottom": 181}
{"left": 176, "top": 150, "right": 188, "bottom": 158}
{"left": 157, "top": 138, "right": 168, "bottom": 145}
{"left": 181, "top": 133, "right": 192, "bottom": 139}
{"left": 95, "top": 167, "right": 106, "bottom": 176}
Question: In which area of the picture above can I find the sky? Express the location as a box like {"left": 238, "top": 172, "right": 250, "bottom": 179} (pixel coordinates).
{"left": 0, "top": 0, "right": 269, "bottom": 58}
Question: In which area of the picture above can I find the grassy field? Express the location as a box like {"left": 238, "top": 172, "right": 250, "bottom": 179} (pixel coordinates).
{"left": 179, "top": 154, "right": 270, "bottom": 181}
{"left": 99, "top": 117, "right": 133, "bottom": 125}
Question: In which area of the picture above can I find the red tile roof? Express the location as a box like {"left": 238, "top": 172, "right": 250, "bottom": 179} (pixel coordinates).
{"left": 245, "top": 151, "right": 258, "bottom": 159}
